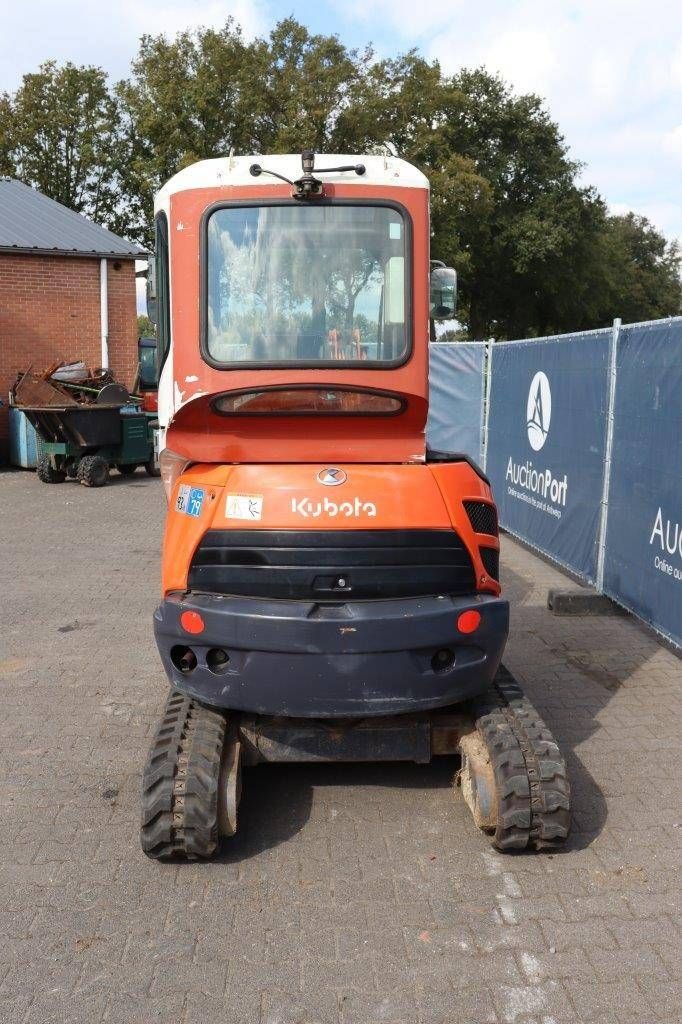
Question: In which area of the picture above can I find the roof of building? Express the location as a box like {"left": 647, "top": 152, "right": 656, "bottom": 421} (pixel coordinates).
{"left": 0, "top": 179, "right": 146, "bottom": 259}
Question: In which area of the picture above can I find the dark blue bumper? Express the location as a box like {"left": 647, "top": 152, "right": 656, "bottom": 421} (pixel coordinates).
{"left": 154, "top": 591, "right": 509, "bottom": 717}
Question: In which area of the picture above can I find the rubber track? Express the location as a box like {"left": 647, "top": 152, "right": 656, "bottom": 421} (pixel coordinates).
{"left": 469, "top": 665, "right": 571, "bottom": 851}
{"left": 140, "top": 690, "right": 226, "bottom": 860}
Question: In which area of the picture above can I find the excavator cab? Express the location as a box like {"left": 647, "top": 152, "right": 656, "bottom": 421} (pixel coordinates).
{"left": 141, "top": 152, "right": 570, "bottom": 860}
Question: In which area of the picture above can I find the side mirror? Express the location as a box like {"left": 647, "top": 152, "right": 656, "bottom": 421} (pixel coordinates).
{"left": 430, "top": 266, "right": 457, "bottom": 320}
{"left": 146, "top": 260, "right": 158, "bottom": 326}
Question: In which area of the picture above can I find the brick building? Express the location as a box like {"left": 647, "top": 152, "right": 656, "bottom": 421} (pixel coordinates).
{"left": 0, "top": 179, "right": 145, "bottom": 460}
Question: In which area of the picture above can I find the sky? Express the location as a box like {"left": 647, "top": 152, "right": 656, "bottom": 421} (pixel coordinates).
{"left": 1, "top": 0, "right": 681, "bottom": 251}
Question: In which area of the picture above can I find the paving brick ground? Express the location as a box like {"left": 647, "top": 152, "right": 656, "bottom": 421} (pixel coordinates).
{"left": 0, "top": 468, "right": 680, "bottom": 1024}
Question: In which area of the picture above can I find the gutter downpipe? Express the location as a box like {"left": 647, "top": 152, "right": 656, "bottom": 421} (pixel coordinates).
{"left": 100, "top": 257, "right": 109, "bottom": 369}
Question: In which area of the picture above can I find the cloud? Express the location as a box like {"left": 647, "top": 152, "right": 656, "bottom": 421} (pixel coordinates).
{"left": 344, "top": 0, "right": 458, "bottom": 38}
{"left": 588, "top": 52, "right": 626, "bottom": 106}
{"left": 479, "top": 28, "right": 557, "bottom": 97}
{"left": 121, "top": 0, "right": 268, "bottom": 42}
{"left": 338, "top": 0, "right": 682, "bottom": 241}
{"left": 670, "top": 39, "right": 682, "bottom": 87}
{"left": 608, "top": 202, "right": 631, "bottom": 217}
{"left": 662, "top": 124, "right": 682, "bottom": 161}
{"left": 0, "top": 0, "right": 269, "bottom": 91}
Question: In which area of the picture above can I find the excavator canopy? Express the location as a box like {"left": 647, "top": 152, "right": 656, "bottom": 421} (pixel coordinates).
{"left": 152, "top": 154, "right": 433, "bottom": 464}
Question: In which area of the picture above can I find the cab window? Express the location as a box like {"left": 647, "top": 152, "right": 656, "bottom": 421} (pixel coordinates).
{"left": 205, "top": 204, "right": 409, "bottom": 366}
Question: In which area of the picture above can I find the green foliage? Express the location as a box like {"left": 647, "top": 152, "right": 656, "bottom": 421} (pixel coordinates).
{"left": 435, "top": 328, "right": 470, "bottom": 342}
{"left": 596, "top": 213, "right": 682, "bottom": 325}
{"left": 1, "top": 20, "right": 680, "bottom": 336}
{"left": 416, "top": 69, "right": 616, "bottom": 337}
{"left": 0, "top": 61, "right": 126, "bottom": 232}
{"left": 137, "top": 314, "right": 155, "bottom": 338}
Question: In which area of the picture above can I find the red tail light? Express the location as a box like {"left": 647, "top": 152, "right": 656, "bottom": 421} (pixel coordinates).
{"left": 180, "top": 610, "right": 205, "bottom": 634}
{"left": 457, "top": 610, "right": 481, "bottom": 634}
{"left": 213, "top": 386, "right": 404, "bottom": 416}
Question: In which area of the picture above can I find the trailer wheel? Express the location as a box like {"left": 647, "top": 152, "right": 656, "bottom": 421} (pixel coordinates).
{"left": 116, "top": 463, "right": 137, "bottom": 477}
{"left": 78, "top": 455, "right": 109, "bottom": 487}
{"left": 36, "top": 454, "right": 66, "bottom": 484}
{"left": 144, "top": 459, "right": 161, "bottom": 478}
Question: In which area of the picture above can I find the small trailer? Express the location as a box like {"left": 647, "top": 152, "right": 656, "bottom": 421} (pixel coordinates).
{"left": 12, "top": 369, "right": 159, "bottom": 486}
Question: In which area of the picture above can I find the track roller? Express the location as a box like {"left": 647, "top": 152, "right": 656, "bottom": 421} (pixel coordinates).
{"left": 140, "top": 690, "right": 242, "bottom": 861}
{"left": 458, "top": 666, "right": 571, "bottom": 851}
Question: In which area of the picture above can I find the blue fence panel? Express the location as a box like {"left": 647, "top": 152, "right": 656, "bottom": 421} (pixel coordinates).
{"left": 486, "top": 330, "right": 611, "bottom": 581}
{"left": 603, "top": 319, "right": 682, "bottom": 646}
{"left": 426, "top": 342, "right": 485, "bottom": 462}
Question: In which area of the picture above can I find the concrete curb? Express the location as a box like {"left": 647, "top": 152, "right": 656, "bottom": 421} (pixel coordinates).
{"left": 547, "top": 588, "right": 626, "bottom": 616}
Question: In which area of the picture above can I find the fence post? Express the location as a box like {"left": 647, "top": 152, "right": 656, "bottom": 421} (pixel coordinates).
{"left": 596, "top": 317, "right": 621, "bottom": 592}
{"left": 481, "top": 337, "right": 494, "bottom": 470}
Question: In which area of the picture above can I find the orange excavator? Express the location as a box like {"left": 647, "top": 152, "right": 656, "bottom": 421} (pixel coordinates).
{"left": 141, "top": 151, "right": 570, "bottom": 860}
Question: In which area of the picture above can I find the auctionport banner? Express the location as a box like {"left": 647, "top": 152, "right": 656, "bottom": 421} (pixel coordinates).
{"left": 486, "top": 331, "right": 611, "bottom": 581}
{"left": 426, "top": 342, "right": 485, "bottom": 462}
{"left": 603, "top": 319, "right": 682, "bottom": 646}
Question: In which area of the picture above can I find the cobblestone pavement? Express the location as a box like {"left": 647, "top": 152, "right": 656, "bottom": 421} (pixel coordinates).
{"left": 1, "top": 468, "right": 680, "bottom": 1024}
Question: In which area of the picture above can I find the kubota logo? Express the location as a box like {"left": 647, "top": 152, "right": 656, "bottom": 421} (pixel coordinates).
{"left": 292, "top": 496, "right": 377, "bottom": 518}
{"left": 317, "top": 467, "right": 347, "bottom": 486}
{"left": 526, "top": 371, "right": 552, "bottom": 451}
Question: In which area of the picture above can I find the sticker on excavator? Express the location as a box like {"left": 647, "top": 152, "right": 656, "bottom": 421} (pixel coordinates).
{"left": 226, "top": 494, "right": 263, "bottom": 520}
{"left": 177, "top": 485, "right": 205, "bottom": 518}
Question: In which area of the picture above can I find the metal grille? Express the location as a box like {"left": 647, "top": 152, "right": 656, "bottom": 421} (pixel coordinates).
{"left": 189, "top": 529, "right": 476, "bottom": 601}
{"left": 463, "top": 500, "right": 498, "bottom": 536}
{"left": 480, "top": 546, "right": 500, "bottom": 581}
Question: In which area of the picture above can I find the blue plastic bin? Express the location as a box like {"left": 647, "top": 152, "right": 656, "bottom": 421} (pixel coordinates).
{"left": 8, "top": 406, "right": 39, "bottom": 468}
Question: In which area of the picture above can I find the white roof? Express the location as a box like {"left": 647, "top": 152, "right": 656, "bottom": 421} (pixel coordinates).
{"left": 156, "top": 154, "right": 428, "bottom": 209}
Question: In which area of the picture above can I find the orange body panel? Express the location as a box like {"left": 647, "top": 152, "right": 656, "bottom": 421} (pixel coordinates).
{"left": 165, "top": 183, "right": 431, "bottom": 464}
{"left": 162, "top": 462, "right": 500, "bottom": 598}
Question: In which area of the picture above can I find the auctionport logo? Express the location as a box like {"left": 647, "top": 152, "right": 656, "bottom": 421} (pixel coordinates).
{"left": 526, "top": 371, "right": 552, "bottom": 451}
{"left": 650, "top": 506, "right": 682, "bottom": 580}
{"left": 505, "top": 368, "right": 567, "bottom": 518}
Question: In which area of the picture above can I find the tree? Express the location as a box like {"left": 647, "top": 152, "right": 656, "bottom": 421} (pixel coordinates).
{"left": 137, "top": 314, "right": 155, "bottom": 337}
{"left": 116, "top": 18, "right": 373, "bottom": 244}
{"left": 415, "top": 69, "right": 611, "bottom": 338}
{"left": 0, "top": 62, "right": 126, "bottom": 232}
{"left": 4, "top": 21, "right": 678, "bottom": 336}
{"left": 116, "top": 19, "right": 258, "bottom": 241}
{"left": 332, "top": 54, "right": 496, "bottom": 331}
{"left": 251, "top": 18, "right": 372, "bottom": 154}
{"left": 597, "top": 213, "right": 681, "bottom": 323}
{"left": 116, "top": 20, "right": 681, "bottom": 335}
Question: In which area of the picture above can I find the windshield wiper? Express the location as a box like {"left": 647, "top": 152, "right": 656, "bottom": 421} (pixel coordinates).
{"left": 249, "top": 166, "right": 295, "bottom": 186}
